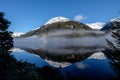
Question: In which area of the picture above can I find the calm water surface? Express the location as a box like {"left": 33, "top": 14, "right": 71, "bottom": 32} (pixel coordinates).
{"left": 11, "top": 48, "right": 119, "bottom": 80}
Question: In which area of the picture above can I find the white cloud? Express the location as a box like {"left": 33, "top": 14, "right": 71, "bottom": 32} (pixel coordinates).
{"left": 74, "top": 15, "right": 87, "bottom": 21}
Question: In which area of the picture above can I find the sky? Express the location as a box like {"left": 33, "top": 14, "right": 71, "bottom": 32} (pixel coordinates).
{"left": 0, "top": 0, "right": 120, "bottom": 33}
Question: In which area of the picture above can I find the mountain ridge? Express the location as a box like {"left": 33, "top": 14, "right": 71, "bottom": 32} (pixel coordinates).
{"left": 20, "top": 19, "right": 92, "bottom": 37}
{"left": 101, "top": 17, "right": 120, "bottom": 31}
{"left": 19, "top": 16, "right": 120, "bottom": 38}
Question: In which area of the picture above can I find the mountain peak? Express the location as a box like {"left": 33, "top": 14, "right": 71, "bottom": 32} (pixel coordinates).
{"left": 101, "top": 17, "right": 120, "bottom": 30}
{"left": 44, "top": 16, "right": 69, "bottom": 25}
{"left": 110, "top": 17, "right": 120, "bottom": 22}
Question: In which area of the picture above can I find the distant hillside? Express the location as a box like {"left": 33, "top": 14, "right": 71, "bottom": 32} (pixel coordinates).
{"left": 20, "top": 20, "right": 92, "bottom": 37}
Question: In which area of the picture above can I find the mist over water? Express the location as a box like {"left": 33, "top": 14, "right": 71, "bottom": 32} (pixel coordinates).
{"left": 14, "top": 30, "right": 113, "bottom": 54}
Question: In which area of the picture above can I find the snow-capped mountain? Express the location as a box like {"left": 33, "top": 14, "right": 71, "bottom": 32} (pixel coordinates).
{"left": 101, "top": 17, "right": 120, "bottom": 30}
{"left": 111, "top": 17, "right": 120, "bottom": 22}
{"left": 44, "top": 16, "right": 69, "bottom": 25}
{"left": 13, "top": 32, "right": 24, "bottom": 37}
{"left": 86, "top": 22, "right": 105, "bottom": 30}
{"left": 21, "top": 17, "right": 91, "bottom": 37}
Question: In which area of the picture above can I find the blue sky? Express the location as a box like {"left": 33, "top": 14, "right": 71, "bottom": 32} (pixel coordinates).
{"left": 0, "top": 0, "right": 120, "bottom": 32}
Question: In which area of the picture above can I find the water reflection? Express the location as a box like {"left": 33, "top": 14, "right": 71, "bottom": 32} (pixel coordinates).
{"left": 103, "top": 48, "right": 120, "bottom": 79}
{"left": 22, "top": 48, "right": 94, "bottom": 63}
{"left": 12, "top": 50, "right": 49, "bottom": 67}
{"left": 12, "top": 48, "right": 119, "bottom": 80}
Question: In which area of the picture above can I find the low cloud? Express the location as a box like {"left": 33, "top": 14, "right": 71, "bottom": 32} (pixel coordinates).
{"left": 74, "top": 15, "right": 87, "bottom": 21}
{"left": 14, "top": 30, "right": 111, "bottom": 54}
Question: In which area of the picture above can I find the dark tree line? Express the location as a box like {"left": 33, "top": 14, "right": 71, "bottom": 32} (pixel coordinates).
{"left": 0, "top": 12, "right": 10, "bottom": 31}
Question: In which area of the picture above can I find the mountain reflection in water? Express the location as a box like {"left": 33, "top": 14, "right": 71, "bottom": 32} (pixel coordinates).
{"left": 11, "top": 48, "right": 119, "bottom": 80}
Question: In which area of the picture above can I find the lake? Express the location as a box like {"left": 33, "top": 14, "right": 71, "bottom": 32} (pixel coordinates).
{"left": 11, "top": 48, "right": 119, "bottom": 80}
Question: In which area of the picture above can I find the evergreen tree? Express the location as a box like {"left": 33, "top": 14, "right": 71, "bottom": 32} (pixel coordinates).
{"left": 0, "top": 12, "right": 11, "bottom": 31}
{"left": 0, "top": 12, "right": 13, "bottom": 52}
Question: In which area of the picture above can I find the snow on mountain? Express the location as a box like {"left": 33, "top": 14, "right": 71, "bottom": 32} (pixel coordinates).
{"left": 110, "top": 17, "right": 120, "bottom": 22}
{"left": 44, "top": 16, "right": 69, "bottom": 25}
{"left": 87, "top": 17, "right": 120, "bottom": 30}
{"left": 101, "top": 17, "right": 120, "bottom": 30}
{"left": 86, "top": 22, "right": 105, "bottom": 30}
{"left": 13, "top": 32, "right": 24, "bottom": 37}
